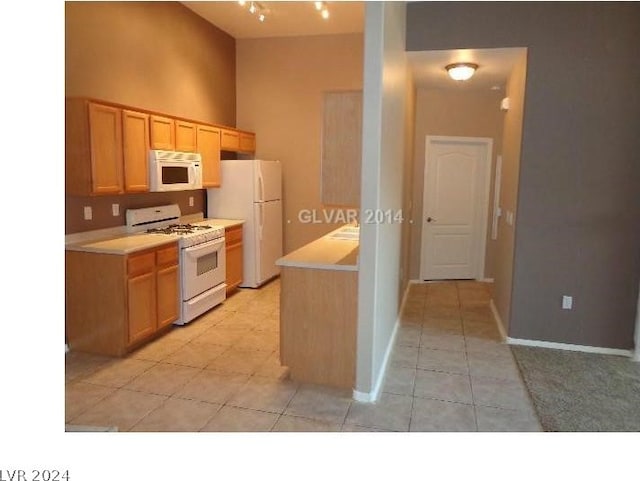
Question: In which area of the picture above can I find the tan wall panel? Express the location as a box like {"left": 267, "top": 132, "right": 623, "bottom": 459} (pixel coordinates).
{"left": 236, "top": 34, "right": 364, "bottom": 254}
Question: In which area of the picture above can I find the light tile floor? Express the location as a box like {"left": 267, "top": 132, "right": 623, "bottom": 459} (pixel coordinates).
{"left": 65, "top": 279, "right": 541, "bottom": 432}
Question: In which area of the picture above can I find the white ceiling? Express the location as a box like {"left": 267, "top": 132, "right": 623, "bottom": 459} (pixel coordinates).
{"left": 182, "top": 1, "right": 365, "bottom": 39}
{"left": 408, "top": 48, "right": 527, "bottom": 91}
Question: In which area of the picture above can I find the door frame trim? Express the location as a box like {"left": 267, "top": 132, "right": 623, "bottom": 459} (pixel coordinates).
{"left": 420, "top": 135, "right": 493, "bottom": 281}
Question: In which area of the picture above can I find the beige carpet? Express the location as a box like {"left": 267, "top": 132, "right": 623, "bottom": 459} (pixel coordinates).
{"left": 511, "top": 346, "right": 640, "bottom": 432}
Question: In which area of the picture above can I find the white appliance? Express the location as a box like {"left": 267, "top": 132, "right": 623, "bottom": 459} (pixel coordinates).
{"left": 126, "top": 204, "right": 226, "bottom": 325}
{"left": 149, "top": 149, "right": 203, "bottom": 192}
{"left": 207, "top": 159, "right": 282, "bottom": 288}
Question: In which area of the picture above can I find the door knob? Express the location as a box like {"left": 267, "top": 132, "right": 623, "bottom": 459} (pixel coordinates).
{"left": 427, "top": 217, "right": 436, "bottom": 223}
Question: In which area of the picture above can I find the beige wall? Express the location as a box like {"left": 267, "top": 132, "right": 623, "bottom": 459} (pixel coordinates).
{"left": 399, "top": 72, "right": 416, "bottom": 299}
{"left": 356, "top": 2, "right": 408, "bottom": 397}
{"left": 409, "top": 88, "right": 505, "bottom": 280}
{"left": 65, "top": 1, "right": 236, "bottom": 234}
{"left": 235, "top": 34, "right": 364, "bottom": 253}
{"left": 493, "top": 53, "right": 527, "bottom": 332}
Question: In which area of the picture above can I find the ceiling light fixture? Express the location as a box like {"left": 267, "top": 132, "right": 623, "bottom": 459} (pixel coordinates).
{"left": 314, "top": 2, "right": 330, "bottom": 20}
{"left": 445, "top": 62, "right": 478, "bottom": 81}
{"left": 240, "top": 1, "right": 267, "bottom": 23}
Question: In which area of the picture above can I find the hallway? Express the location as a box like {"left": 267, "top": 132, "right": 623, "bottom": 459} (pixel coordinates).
{"left": 65, "top": 280, "right": 540, "bottom": 432}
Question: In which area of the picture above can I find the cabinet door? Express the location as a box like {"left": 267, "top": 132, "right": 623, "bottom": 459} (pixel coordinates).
{"left": 150, "top": 115, "right": 175, "bottom": 150}
{"left": 156, "top": 264, "right": 179, "bottom": 329}
{"left": 220, "top": 129, "right": 240, "bottom": 151}
{"left": 225, "top": 225, "right": 243, "bottom": 292}
{"left": 239, "top": 132, "right": 256, "bottom": 153}
{"left": 175, "top": 120, "right": 197, "bottom": 152}
{"left": 88, "top": 103, "right": 123, "bottom": 194}
{"left": 122, "top": 109, "right": 150, "bottom": 192}
{"left": 321, "top": 91, "right": 362, "bottom": 206}
{"left": 127, "top": 271, "right": 157, "bottom": 346}
{"left": 226, "top": 243, "right": 243, "bottom": 293}
{"left": 197, "top": 124, "right": 221, "bottom": 187}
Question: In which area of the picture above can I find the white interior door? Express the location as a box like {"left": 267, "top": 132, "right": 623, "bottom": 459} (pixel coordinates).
{"left": 420, "top": 136, "right": 492, "bottom": 280}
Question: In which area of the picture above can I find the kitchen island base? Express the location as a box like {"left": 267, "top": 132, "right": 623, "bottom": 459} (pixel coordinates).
{"left": 279, "top": 267, "right": 357, "bottom": 390}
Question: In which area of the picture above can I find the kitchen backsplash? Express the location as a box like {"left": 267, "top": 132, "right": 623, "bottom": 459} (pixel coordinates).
{"left": 65, "top": 190, "right": 206, "bottom": 234}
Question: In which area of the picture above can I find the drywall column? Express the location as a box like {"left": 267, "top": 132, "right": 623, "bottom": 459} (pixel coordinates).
{"left": 355, "top": 1, "right": 407, "bottom": 401}
{"left": 633, "top": 283, "right": 640, "bottom": 362}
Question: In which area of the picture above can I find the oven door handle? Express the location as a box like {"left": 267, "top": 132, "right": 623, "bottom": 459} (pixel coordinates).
{"left": 184, "top": 237, "right": 225, "bottom": 257}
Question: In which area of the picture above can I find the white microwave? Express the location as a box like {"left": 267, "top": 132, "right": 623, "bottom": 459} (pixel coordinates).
{"left": 149, "top": 149, "right": 203, "bottom": 192}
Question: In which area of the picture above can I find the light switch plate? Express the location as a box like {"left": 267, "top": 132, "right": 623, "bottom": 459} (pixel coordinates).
{"left": 83, "top": 206, "right": 92, "bottom": 220}
{"left": 189, "top": 196, "right": 194, "bottom": 207}
{"left": 112, "top": 204, "right": 119, "bottom": 216}
{"left": 562, "top": 295, "right": 573, "bottom": 310}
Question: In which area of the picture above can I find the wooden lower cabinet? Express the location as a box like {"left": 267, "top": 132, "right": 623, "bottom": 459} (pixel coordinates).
{"left": 225, "top": 225, "right": 243, "bottom": 293}
{"left": 279, "top": 267, "right": 358, "bottom": 389}
{"left": 65, "top": 242, "right": 179, "bottom": 356}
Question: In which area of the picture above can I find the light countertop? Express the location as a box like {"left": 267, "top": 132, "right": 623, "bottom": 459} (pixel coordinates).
{"left": 276, "top": 226, "right": 359, "bottom": 272}
{"left": 65, "top": 233, "right": 178, "bottom": 255}
{"left": 200, "top": 218, "right": 245, "bottom": 229}
{"left": 65, "top": 217, "right": 245, "bottom": 255}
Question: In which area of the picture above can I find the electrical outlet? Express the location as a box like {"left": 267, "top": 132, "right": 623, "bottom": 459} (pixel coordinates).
{"left": 112, "top": 204, "right": 120, "bottom": 216}
{"left": 189, "top": 196, "right": 194, "bottom": 207}
{"left": 83, "top": 206, "right": 92, "bottom": 220}
{"left": 562, "top": 295, "right": 573, "bottom": 310}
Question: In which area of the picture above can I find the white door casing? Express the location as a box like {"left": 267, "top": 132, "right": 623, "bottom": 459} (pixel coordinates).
{"left": 420, "top": 136, "right": 493, "bottom": 280}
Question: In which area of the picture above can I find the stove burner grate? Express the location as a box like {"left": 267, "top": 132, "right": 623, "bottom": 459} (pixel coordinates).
{"left": 146, "top": 224, "right": 213, "bottom": 235}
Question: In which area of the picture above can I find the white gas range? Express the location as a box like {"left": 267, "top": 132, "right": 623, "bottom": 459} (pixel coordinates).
{"left": 126, "top": 204, "right": 226, "bottom": 325}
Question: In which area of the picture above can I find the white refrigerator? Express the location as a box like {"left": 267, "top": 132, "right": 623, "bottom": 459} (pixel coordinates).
{"left": 207, "top": 159, "right": 282, "bottom": 288}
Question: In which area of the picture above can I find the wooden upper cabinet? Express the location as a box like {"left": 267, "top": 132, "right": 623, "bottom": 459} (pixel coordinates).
{"left": 87, "top": 103, "right": 124, "bottom": 195}
{"left": 150, "top": 115, "right": 175, "bottom": 150}
{"left": 196, "top": 124, "right": 221, "bottom": 188}
{"left": 321, "top": 91, "right": 362, "bottom": 207}
{"left": 66, "top": 99, "right": 132, "bottom": 195}
{"left": 220, "top": 128, "right": 240, "bottom": 151}
{"left": 175, "top": 120, "right": 197, "bottom": 152}
{"left": 239, "top": 132, "right": 256, "bottom": 153}
{"left": 122, "top": 109, "right": 150, "bottom": 192}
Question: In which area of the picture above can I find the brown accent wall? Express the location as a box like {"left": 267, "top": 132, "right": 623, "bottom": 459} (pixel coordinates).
{"left": 66, "top": 192, "right": 205, "bottom": 234}
{"left": 406, "top": 2, "right": 640, "bottom": 349}
{"left": 65, "top": 1, "right": 236, "bottom": 233}
{"left": 235, "top": 34, "right": 364, "bottom": 253}
{"left": 409, "top": 88, "right": 506, "bottom": 281}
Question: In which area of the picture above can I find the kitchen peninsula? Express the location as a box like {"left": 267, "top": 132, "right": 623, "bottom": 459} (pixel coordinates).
{"left": 276, "top": 225, "right": 359, "bottom": 390}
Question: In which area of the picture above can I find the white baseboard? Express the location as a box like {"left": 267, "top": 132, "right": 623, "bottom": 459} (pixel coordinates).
{"left": 506, "top": 336, "right": 633, "bottom": 357}
{"left": 352, "top": 283, "right": 408, "bottom": 403}
{"left": 489, "top": 299, "right": 507, "bottom": 341}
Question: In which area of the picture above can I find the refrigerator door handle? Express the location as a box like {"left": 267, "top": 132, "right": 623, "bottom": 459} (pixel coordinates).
{"left": 258, "top": 172, "right": 265, "bottom": 202}
{"left": 259, "top": 203, "right": 264, "bottom": 240}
